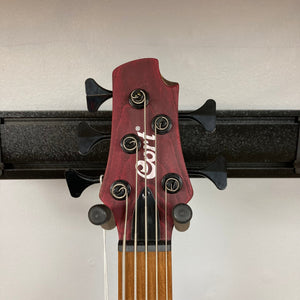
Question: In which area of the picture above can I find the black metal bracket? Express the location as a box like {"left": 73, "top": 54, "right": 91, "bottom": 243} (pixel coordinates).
{"left": 294, "top": 117, "right": 300, "bottom": 174}
{"left": 0, "top": 117, "right": 3, "bottom": 176}
{"left": 0, "top": 110, "right": 299, "bottom": 180}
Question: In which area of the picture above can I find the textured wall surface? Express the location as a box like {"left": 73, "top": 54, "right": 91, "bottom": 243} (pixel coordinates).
{"left": 0, "top": 0, "right": 300, "bottom": 299}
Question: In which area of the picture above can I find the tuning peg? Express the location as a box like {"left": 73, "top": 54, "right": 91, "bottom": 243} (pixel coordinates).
{"left": 85, "top": 78, "right": 113, "bottom": 112}
{"left": 65, "top": 169, "right": 100, "bottom": 198}
{"left": 189, "top": 156, "right": 227, "bottom": 190}
{"left": 88, "top": 204, "right": 116, "bottom": 230}
{"left": 179, "top": 99, "right": 216, "bottom": 132}
{"left": 78, "top": 121, "right": 110, "bottom": 155}
{"left": 172, "top": 203, "right": 193, "bottom": 232}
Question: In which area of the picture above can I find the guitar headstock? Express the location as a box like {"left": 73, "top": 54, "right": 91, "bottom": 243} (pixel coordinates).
{"left": 99, "top": 58, "right": 193, "bottom": 241}
{"left": 65, "top": 58, "right": 226, "bottom": 241}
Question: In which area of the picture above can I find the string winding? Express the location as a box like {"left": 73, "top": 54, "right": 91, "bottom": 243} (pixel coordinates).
{"left": 122, "top": 188, "right": 129, "bottom": 300}
{"left": 165, "top": 186, "right": 168, "bottom": 300}
{"left": 134, "top": 141, "right": 138, "bottom": 300}
{"left": 103, "top": 230, "right": 109, "bottom": 300}
{"left": 144, "top": 97, "right": 148, "bottom": 300}
{"left": 154, "top": 125, "right": 158, "bottom": 300}
{"left": 98, "top": 175, "right": 109, "bottom": 300}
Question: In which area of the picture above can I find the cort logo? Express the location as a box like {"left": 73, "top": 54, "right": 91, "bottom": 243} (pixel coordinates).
{"left": 136, "top": 127, "right": 156, "bottom": 179}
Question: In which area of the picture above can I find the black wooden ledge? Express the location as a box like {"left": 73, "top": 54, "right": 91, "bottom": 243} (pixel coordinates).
{"left": 0, "top": 110, "right": 299, "bottom": 179}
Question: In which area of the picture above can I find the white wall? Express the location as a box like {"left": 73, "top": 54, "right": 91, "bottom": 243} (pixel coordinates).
{"left": 0, "top": 0, "right": 300, "bottom": 299}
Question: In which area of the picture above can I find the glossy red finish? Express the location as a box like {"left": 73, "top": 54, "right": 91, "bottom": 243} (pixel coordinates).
{"left": 99, "top": 58, "right": 193, "bottom": 240}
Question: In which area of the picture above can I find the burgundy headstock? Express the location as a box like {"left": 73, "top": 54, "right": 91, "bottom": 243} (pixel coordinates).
{"left": 99, "top": 58, "right": 193, "bottom": 241}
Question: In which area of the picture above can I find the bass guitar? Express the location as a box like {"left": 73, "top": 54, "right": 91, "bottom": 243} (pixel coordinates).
{"left": 66, "top": 58, "right": 227, "bottom": 300}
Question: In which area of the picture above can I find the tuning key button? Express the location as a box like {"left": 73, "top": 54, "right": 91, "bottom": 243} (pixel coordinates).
{"left": 189, "top": 156, "right": 227, "bottom": 190}
{"left": 172, "top": 203, "right": 193, "bottom": 232}
{"left": 179, "top": 99, "right": 216, "bottom": 132}
{"left": 120, "top": 134, "right": 142, "bottom": 154}
{"left": 78, "top": 121, "right": 111, "bottom": 155}
{"left": 151, "top": 114, "right": 172, "bottom": 134}
{"left": 88, "top": 204, "right": 116, "bottom": 230}
{"left": 129, "top": 89, "right": 149, "bottom": 109}
{"left": 110, "top": 180, "right": 131, "bottom": 200}
{"left": 162, "top": 173, "right": 183, "bottom": 194}
{"left": 85, "top": 78, "right": 113, "bottom": 112}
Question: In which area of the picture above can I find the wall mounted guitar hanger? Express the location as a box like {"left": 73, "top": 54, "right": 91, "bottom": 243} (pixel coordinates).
{"left": 0, "top": 58, "right": 300, "bottom": 299}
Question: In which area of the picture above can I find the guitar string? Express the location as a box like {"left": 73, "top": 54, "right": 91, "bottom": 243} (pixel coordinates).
{"left": 99, "top": 175, "right": 109, "bottom": 300}
{"left": 154, "top": 125, "right": 158, "bottom": 300}
{"left": 122, "top": 188, "right": 129, "bottom": 300}
{"left": 144, "top": 97, "right": 148, "bottom": 300}
{"left": 134, "top": 141, "right": 138, "bottom": 300}
{"left": 103, "top": 229, "right": 109, "bottom": 300}
{"left": 165, "top": 186, "right": 168, "bottom": 300}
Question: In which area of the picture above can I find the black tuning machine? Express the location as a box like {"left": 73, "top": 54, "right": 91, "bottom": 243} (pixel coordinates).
{"left": 189, "top": 156, "right": 227, "bottom": 190}
{"left": 78, "top": 121, "right": 110, "bottom": 155}
{"left": 65, "top": 169, "right": 116, "bottom": 229}
{"left": 65, "top": 169, "right": 100, "bottom": 198}
{"left": 179, "top": 99, "right": 227, "bottom": 190}
{"left": 65, "top": 79, "right": 111, "bottom": 203}
{"left": 85, "top": 78, "right": 113, "bottom": 112}
{"left": 179, "top": 99, "right": 216, "bottom": 132}
{"left": 66, "top": 79, "right": 114, "bottom": 228}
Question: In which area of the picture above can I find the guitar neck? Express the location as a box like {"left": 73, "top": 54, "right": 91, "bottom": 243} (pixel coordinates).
{"left": 118, "top": 244, "right": 172, "bottom": 300}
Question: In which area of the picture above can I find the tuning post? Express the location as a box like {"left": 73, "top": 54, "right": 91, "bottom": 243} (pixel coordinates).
{"left": 151, "top": 114, "right": 172, "bottom": 134}
{"left": 162, "top": 173, "right": 183, "bottom": 193}
{"left": 110, "top": 180, "right": 131, "bottom": 200}
{"left": 129, "top": 89, "right": 149, "bottom": 109}
{"left": 120, "top": 134, "right": 142, "bottom": 154}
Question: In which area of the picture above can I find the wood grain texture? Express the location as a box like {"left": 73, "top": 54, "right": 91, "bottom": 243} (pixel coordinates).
{"left": 118, "top": 250, "right": 172, "bottom": 300}
{"left": 99, "top": 58, "right": 193, "bottom": 240}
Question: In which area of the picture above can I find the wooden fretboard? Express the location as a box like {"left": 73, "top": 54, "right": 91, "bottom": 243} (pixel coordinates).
{"left": 118, "top": 249, "right": 172, "bottom": 300}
